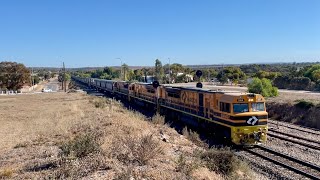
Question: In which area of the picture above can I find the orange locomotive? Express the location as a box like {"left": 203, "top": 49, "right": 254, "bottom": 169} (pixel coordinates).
{"left": 73, "top": 76, "right": 268, "bottom": 145}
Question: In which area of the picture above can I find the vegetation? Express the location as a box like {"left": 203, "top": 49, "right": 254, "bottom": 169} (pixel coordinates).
{"left": 151, "top": 113, "right": 166, "bottom": 125}
{"left": 60, "top": 128, "right": 103, "bottom": 158}
{"left": 267, "top": 100, "right": 320, "bottom": 129}
{"left": 248, "top": 78, "right": 278, "bottom": 97}
{"left": 216, "top": 67, "right": 246, "bottom": 85}
{"left": 71, "top": 61, "right": 320, "bottom": 92}
{"left": 198, "top": 148, "right": 253, "bottom": 178}
{"left": 294, "top": 99, "right": 315, "bottom": 109}
{"left": 154, "top": 59, "right": 164, "bottom": 83}
{"left": 0, "top": 61, "right": 31, "bottom": 90}
{"left": 112, "top": 134, "right": 163, "bottom": 165}
{"left": 182, "top": 127, "right": 206, "bottom": 147}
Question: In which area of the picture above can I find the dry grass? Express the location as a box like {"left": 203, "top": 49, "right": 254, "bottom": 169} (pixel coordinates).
{"left": 110, "top": 133, "right": 163, "bottom": 165}
{"left": 182, "top": 127, "right": 207, "bottom": 147}
{"left": 0, "top": 92, "right": 256, "bottom": 179}
{"left": 151, "top": 113, "right": 166, "bottom": 125}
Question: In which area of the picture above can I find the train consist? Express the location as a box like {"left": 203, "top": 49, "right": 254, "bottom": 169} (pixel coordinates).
{"left": 73, "top": 76, "right": 268, "bottom": 145}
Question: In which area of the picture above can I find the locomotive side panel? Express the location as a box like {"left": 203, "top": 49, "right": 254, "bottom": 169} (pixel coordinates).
{"left": 133, "top": 83, "right": 157, "bottom": 103}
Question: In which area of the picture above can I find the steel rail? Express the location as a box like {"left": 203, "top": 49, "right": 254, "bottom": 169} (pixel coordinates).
{"left": 245, "top": 145, "right": 320, "bottom": 180}
{"left": 268, "top": 128, "right": 320, "bottom": 144}
{"left": 268, "top": 132, "right": 320, "bottom": 151}
{"left": 268, "top": 121, "right": 320, "bottom": 135}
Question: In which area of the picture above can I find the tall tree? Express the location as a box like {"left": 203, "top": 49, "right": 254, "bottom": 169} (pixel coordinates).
{"left": 122, "top": 63, "right": 129, "bottom": 81}
{"left": 0, "top": 61, "right": 31, "bottom": 90}
{"left": 155, "top": 59, "right": 164, "bottom": 83}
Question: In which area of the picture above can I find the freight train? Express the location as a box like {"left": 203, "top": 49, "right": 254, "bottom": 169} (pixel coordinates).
{"left": 73, "top": 76, "right": 268, "bottom": 145}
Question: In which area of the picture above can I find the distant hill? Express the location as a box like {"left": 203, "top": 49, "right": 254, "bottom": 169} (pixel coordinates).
{"left": 29, "top": 62, "right": 319, "bottom": 71}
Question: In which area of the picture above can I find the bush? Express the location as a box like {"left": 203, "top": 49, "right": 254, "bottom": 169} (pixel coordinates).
{"left": 273, "top": 76, "right": 291, "bottom": 89}
{"left": 199, "top": 148, "right": 252, "bottom": 178}
{"left": 182, "top": 127, "right": 205, "bottom": 147}
{"left": 0, "top": 168, "right": 13, "bottom": 179}
{"left": 289, "top": 77, "right": 312, "bottom": 90}
{"left": 315, "top": 80, "right": 320, "bottom": 91}
{"left": 112, "top": 134, "right": 163, "bottom": 165}
{"left": 93, "top": 98, "right": 106, "bottom": 108}
{"left": 294, "top": 100, "right": 314, "bottom": 109}
{"left": 151, "top": 113, "right": 165, "bottom": 125}
{"left": 52, "top": 153, "right": 109, "bottom": 179}
{"left": 248, "top": 78, "right": 278, "bottom": 97}
{"left": 175, "top": 154, "right": 199, "bottom": 176}
{"left": 60, "top": 130, "right": 102, "bottom": 158}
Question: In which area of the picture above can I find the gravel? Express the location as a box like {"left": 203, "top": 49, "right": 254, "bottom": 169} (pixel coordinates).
{"left": 265, "top": 136, "right": 320, "bottom": 167}
{"left": 268, "top": 120, "right": 320, "bottom": 138}
{"left": 236, "top": 120, "right": 320, "bottom": 179}
{"left": 236, "top": 151, "right": 304, "bottom": 180}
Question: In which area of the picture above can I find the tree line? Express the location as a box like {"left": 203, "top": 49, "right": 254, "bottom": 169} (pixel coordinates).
{"left": 2, "top": 60, "right": 320, "bottom": 96}
{"left": 0, "top": 61, "right": 55, "bottom": 91}
{"left": 74, "top": 59, "right": 249, "bottom": 85}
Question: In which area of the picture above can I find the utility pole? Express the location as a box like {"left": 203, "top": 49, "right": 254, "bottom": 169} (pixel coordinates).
{"left": 30, "top": 67, "right": 33, "bottom": 91}
{"left": 61, "top": 69, "right": 63, "bottom": 91}
{"left": 168, "top": 58, "right": 171, "bottom": 84}
{"left": 63, "top": 62, "right": 66, "bottom": 92}
{"left": 208, "top": 67, "right": 210, "bottom": 82}
{"left": 121, "top": 61, "right": 123, "bottom": 80}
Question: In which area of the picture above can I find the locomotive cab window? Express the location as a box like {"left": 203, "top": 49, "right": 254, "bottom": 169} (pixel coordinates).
{"left": 233, "top": 103, "right": 249, "bottom": 113}
{"left": 252, "top": 102, "right": 265, "bottom": 112}
{"left": 220, "top": 102, "right": 230, "bottom": 113}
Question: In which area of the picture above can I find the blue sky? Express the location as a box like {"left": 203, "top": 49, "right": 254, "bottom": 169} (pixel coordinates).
{"left": 0, "top": 0, "right": 319, "bottom": 67}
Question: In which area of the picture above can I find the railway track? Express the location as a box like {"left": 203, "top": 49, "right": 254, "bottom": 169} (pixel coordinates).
{"left": 245, "top": 145, "right": 320, "bottom": 180}
{"left": 268, "top": 128, "right": 320, "bottom": 145}
{"left": 268, "top": 120, "right": 320, "bottom": 136}
{"left": 267, "top": 131, "right": 320, "bottom": 151}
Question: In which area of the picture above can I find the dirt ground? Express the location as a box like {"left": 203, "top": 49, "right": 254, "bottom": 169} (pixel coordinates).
{"left": 0, "top": 92, "right": 260, "bottom": 179}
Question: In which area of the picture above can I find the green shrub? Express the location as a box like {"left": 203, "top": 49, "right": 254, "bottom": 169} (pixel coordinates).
{"left": 295, "top": 100, "right": 314, "bottom": 109}
{"left": 248, "top": 78, "right": 278, "bottom": 97}
{"left": 198, "top": 148, "right": 252, "bottom": 178}
{"left": 200, "top": 148, "right": 236, "bottom": 175}
{"left": 289, "top": 77, "right": 312, "bottom": 90}
{"left": 315, "top": 80, "right": 320, "bottom": 91}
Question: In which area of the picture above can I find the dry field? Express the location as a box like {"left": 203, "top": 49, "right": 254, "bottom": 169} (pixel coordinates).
{"left": 0, "top": 92, "right": 260, "bottom": 179}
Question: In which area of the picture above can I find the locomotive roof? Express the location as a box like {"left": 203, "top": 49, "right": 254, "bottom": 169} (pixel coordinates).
{"left": 135, "top": 82, "right": 153, "bottom": 85}
{"left": 163, "top": 85, "right": 241, "bottom": 94}
{"left": 93, "top": 79, "right": 115, "bottom": 82}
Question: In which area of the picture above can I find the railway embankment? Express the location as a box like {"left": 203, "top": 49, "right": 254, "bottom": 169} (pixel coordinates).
{"left": 0, "top": 92, "right": 261, "bottom": 179}
{"left": 267, "top": 100, "right": 320, "bottom": 130}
